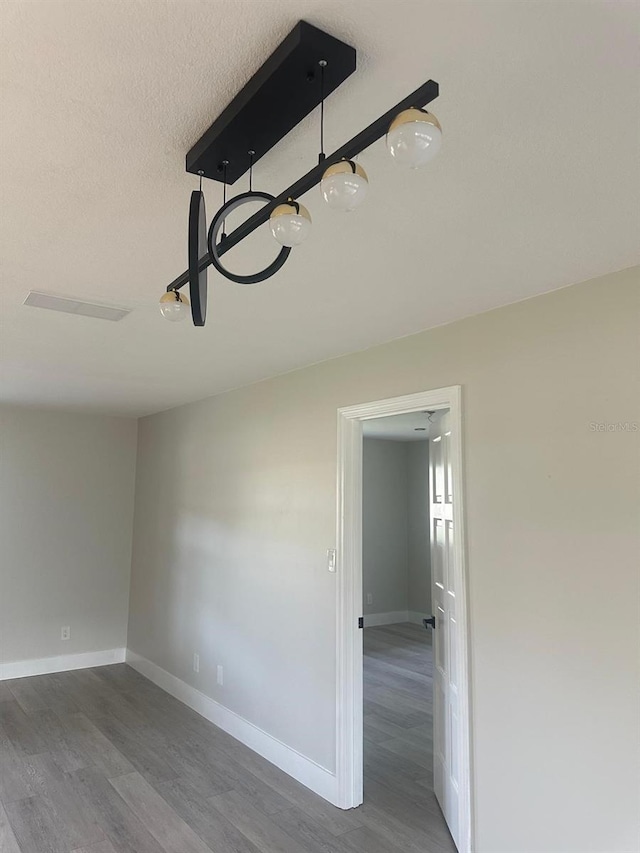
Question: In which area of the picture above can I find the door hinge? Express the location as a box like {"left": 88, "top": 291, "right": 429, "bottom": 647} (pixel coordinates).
{"left": 358, "top": 617, "right": 364, "bottom": 629}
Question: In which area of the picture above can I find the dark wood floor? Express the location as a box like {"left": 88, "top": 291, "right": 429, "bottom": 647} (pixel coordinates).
{"left": 0, "top": 623, "right": 454, "bottom": 853}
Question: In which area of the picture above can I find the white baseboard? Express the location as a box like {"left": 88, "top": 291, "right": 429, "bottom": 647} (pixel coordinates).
{"left": 408, "top": 611, "right": 430, "bottom": 625}
{"left": 0, "top": 647, "right": 126, "bottom": 681}
{"left": 125, "top": 649, "right": 338, "bottom": 805}
{"left": 363, "top": 610, "right": 409, "bottom": 627}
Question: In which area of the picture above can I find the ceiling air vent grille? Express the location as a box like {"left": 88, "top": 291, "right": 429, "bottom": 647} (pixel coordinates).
{"left": 23, "top": 291, "right": 131, "bottom": 321}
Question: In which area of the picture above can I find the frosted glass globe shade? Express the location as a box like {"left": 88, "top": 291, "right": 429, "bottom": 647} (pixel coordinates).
{"left": 269, "top": 202, "right": 312, "bottom": 247}
{"left": 159, "top": 292, "right": 190, "bottom": 321}
{"left": 321, "top": 162, "right": 369, "bottom": 211}
{"left": 387, "top": 110, "right": 442, "bottom": 168}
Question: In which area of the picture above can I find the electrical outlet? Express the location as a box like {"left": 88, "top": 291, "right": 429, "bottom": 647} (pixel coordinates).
{"left": 193, "top": 653, "right": 199, "bottom": 673}
{"left": 217, "top": 665, "right": 224, "bottom": 686}
{"left": 61, "top": 626, "right": 71, "bottom": 641}
{"left": 366, "top": 593, "right": 373, "bottom": 605}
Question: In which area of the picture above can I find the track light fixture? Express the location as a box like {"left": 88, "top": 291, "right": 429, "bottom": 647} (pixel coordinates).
{"left": 160, "top": 21, "right": 441, "bottom": 326}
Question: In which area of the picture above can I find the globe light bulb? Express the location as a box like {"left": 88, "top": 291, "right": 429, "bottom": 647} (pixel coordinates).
{"left": 387, "top": 109, "right": 442, "bottom": 168}
{"left": 159, "top": 290, "right": 190, "bottom": 321}
{"left": 321, "top": 160, "right": 369, "bottom": 212}
{"left": 269, "top": 200, "right": 312, "bottom": 247}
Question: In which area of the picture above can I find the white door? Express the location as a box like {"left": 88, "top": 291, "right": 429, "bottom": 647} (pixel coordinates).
{"left": 430, "top": 410, "right": 461, "bottom": 849}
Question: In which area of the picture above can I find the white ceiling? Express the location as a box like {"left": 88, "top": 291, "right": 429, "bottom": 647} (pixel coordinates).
{"left": 1, "top": 0, "right": 638, "bottom": 417}
{"left": 363, "top": 411, "right": 437, "bottom": 441}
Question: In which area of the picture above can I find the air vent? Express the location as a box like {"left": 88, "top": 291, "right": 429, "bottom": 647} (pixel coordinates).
{"left": 23, "top": 291, "right": 131, "bottom": 321}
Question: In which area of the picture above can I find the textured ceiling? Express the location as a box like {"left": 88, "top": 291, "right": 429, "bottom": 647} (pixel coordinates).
{"left": 0, "top": 0, "right": 638, "bottom": 416}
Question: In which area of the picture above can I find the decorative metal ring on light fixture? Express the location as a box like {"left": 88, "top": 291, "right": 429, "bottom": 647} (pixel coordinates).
{"left": 188, "top": 189, "right": 207, "bottom": 326}
{"left": 207, "top": 191, "right": 291, "bottom": 285}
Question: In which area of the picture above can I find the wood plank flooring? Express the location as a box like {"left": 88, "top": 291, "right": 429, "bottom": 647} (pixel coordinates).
{"left": 0, "top": 624, "right": 455, "bottom": 853}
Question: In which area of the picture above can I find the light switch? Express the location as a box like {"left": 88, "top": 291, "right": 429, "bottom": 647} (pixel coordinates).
{"left": 327, "top": 549, "right": 337, "bottom": 572}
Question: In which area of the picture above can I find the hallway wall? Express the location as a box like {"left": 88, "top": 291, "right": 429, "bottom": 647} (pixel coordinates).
{"left": 362, "top": 437, "right": 431, "bottom": 621}
{"left": 362, "top": 438, "right": 409, "bottom": 618}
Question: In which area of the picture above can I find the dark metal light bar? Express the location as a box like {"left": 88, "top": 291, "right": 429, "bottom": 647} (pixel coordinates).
{"left": 166, "top": 79, "right": 439, "bottom": 292}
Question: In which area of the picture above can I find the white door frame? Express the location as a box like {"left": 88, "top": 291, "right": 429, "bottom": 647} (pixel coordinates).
{"left": 335, "top": 385, "right": 473, "bottom": 852}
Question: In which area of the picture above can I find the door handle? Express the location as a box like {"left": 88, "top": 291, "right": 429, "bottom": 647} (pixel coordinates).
{"left": 423, "top": 616, "right": 436, "bottom": 630}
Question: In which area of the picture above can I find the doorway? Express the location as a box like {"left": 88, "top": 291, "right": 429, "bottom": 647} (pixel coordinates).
{"left": 335, "top": 387, "right": 472, "bottom": 852}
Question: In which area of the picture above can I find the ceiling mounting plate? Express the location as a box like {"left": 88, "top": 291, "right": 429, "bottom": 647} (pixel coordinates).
{"left": 185, "top": 21, "right": 356, "bottom": 185}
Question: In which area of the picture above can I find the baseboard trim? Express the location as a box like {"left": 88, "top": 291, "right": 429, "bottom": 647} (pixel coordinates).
{"left": 408, "top": 611, "right": 430, "bottom": 625}
{"left": 125, "top": 649, "right": 338, "bottom": 805}
{"left": 0, "top": 647, "right": 126, "bottom": 681}
{"left": 363, "top": 610, "right": 409, "bottom": 627}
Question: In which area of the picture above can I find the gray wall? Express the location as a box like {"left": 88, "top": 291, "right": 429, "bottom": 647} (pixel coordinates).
{"left": 362, "top": 438, "right": 430, "bottom": 617}
{"left": 127, "top": 267, "right": 640, "bottom": 853}
{"left": 0, "top": 406, "right": 137, "bottom": 663}
{"left": 362, "top": 438, "right": 409, "bottom": 615}
{"left": 407, "top": 440, "right": 431, "bottom": 615}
